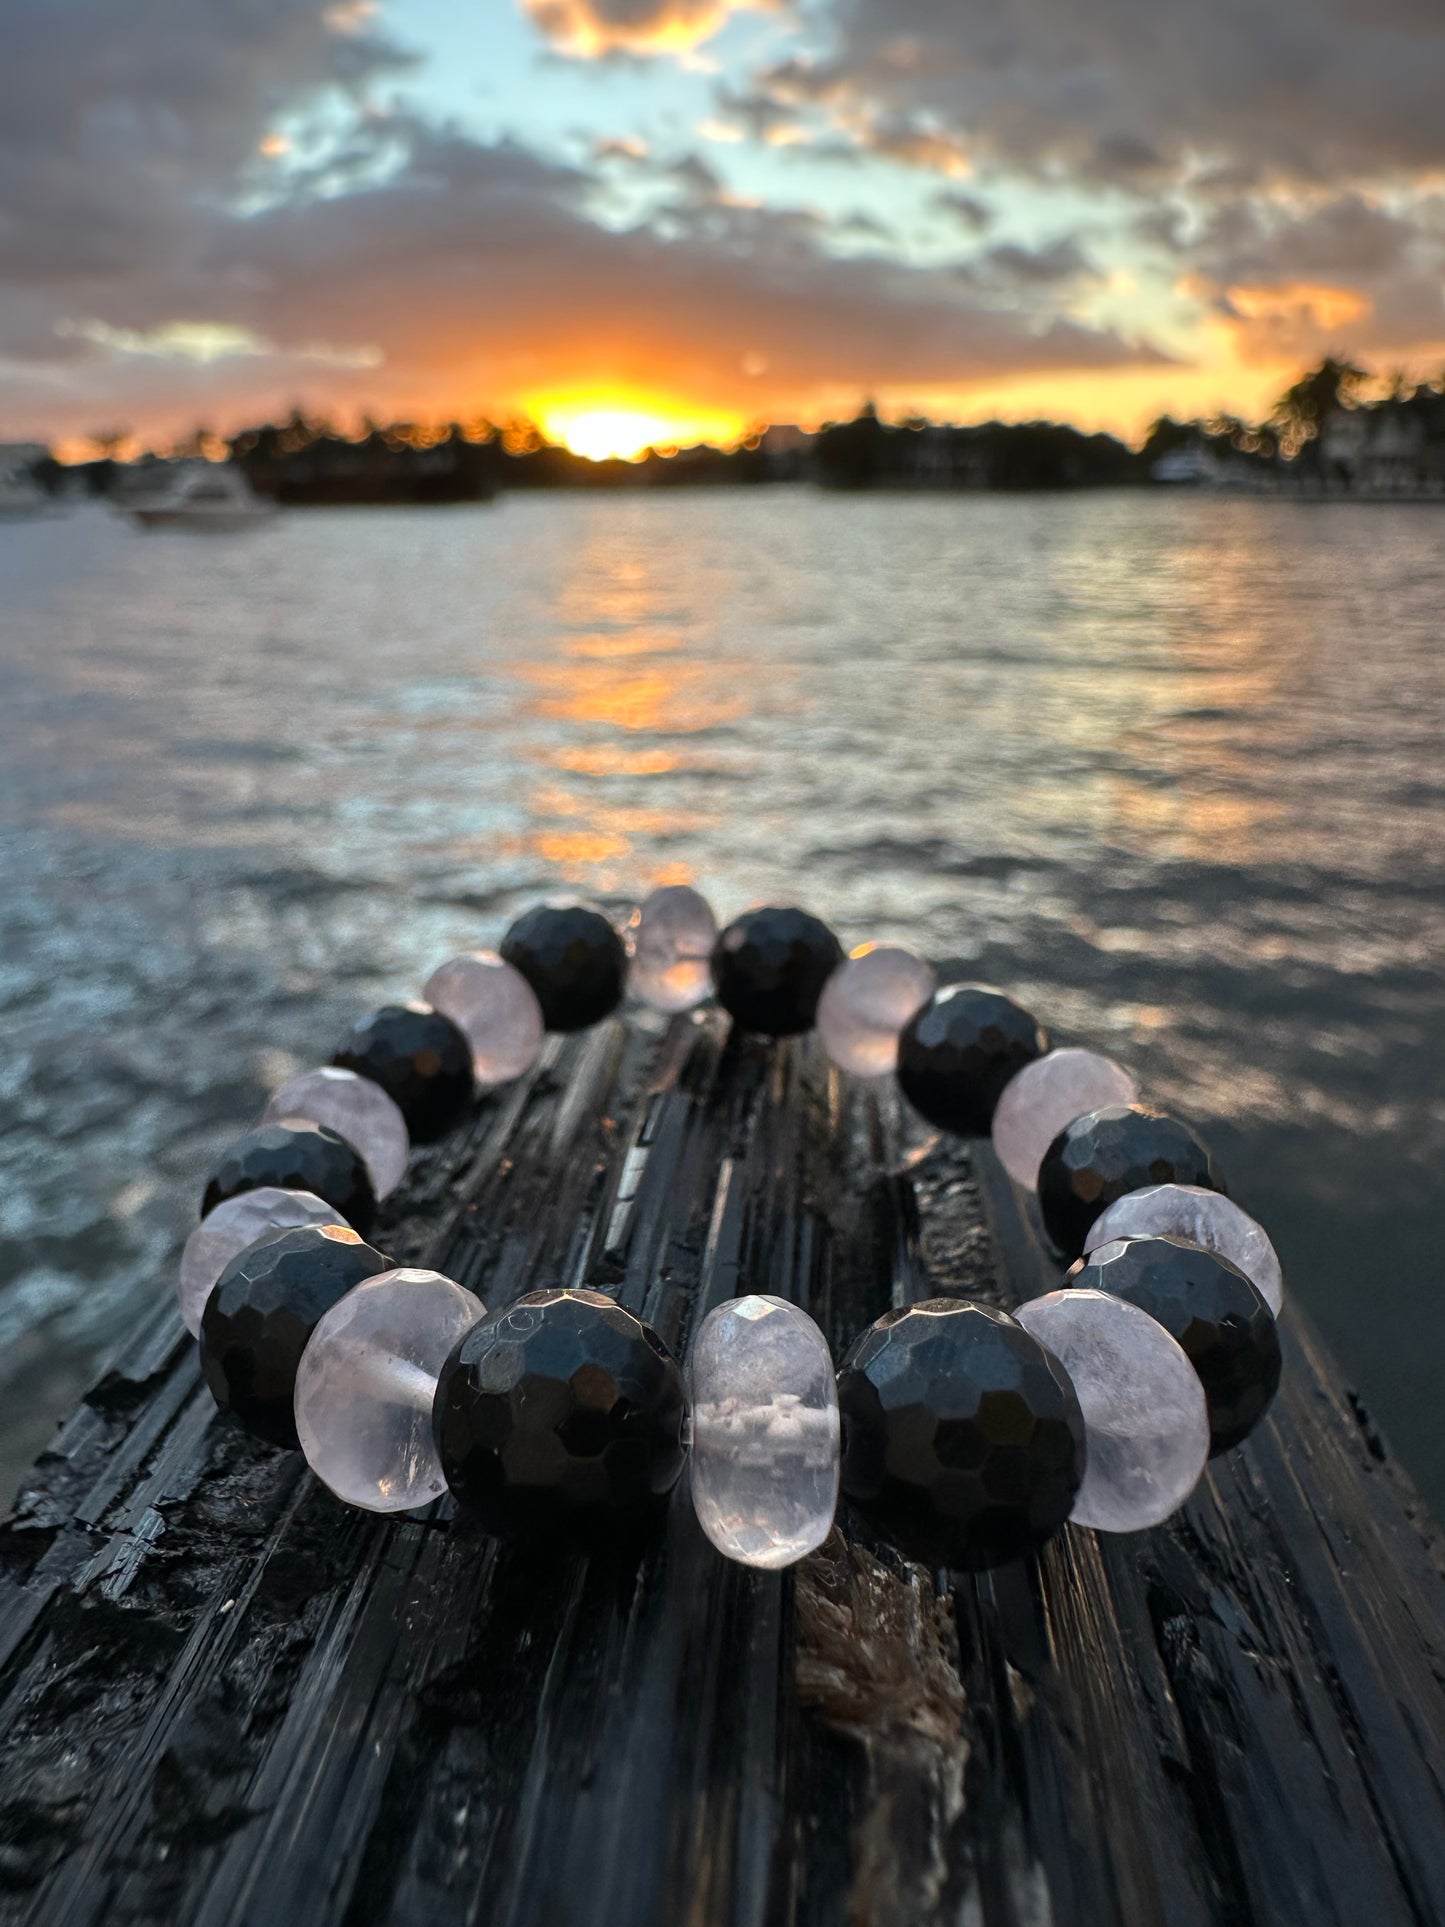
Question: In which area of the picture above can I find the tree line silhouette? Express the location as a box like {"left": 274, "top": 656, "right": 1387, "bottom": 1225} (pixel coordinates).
{"left": 49, "top": 358, "right": 1445, "bottom": 503}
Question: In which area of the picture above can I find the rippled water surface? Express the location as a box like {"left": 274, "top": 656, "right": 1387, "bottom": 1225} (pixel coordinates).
{"left": 2, "top": 490, "right": 1442, "bottom": 1507}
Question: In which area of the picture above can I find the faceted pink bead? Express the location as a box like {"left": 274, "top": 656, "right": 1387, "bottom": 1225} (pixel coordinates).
{"left": 816, "top": 946, "right": 936, "bottom": 1077}
{"left": 177, "top": 1186, "right": 345, "bottom": 1336}
{"left": 991, "top": 1047, "right": 1139, "bottom": 1190}
{"left": 294, "top": 1267, "right": 485, "bottom": 1512}
{"left": 627, "top": 885, "right": 718, "bottom": 1013}
{"left": 263, "top": 1066, "right": 409, "bottom": 1200}
{"left": 423, "top": 951, "right": 544, "bottom": 1085}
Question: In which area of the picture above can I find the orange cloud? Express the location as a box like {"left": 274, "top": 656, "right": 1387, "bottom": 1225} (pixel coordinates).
{"left": 1209, "top": 281, "right": 1377, "bottom": 366}
{"left": 1227, "top": 282, "right": 1372, "bottom": 331}
{"left": 522, "top": 0, "right": 763, "bottom": 57}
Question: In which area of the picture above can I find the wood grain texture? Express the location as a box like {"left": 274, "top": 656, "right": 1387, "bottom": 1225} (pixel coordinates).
{"left": 0, "top": 1010, "right": 1441, "bottom": 1927}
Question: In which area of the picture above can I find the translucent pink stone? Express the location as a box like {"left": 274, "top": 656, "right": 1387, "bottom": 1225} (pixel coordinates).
{"left": 689, "top": 1294, "right": 840, "bottom": 1568}
{"left": 423, "top": 951, "right": 544, "bottom": 1085}
{"left": 627, "top": 885, "right": 718, "bottom": 1013}
{"left": 1085, "top": 1184, "right": 1284, "bottom": 1314}
{"left": 816, "top": 946, "right": 936, "bottom": 1078}
{"left": 1015, "top": 1288, "right": 1209, "bottom": 1532}
{"left": 177, "top": 1186, "right": 345, "bottom": 1336}
{"left": 294, "top": 1267, "right": 485, "bottom": 1512}
{"left": 991, "top": 1047, "right": 1139, "bottom": 1189}
{"left": 262, "top": 1066, "right": 409, "bottom": 1200}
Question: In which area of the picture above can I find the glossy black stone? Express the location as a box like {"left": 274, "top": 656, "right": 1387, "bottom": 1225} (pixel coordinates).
{"left": 1071, "top": 1235, "right": 1282, "bottom": 1453}
{"left": 837, "top": 1298, "right": 1086, "bottom": 1570}
{"left": 499, "top": 904, "right": 627, "bottom": 1032}
{"left": 433, "top": 1287, "right": 687, "bottom": 1537}
{"left": 896, "top": 985, "right": 1048, "bottom": 1136}
{"left": 1038, "top": 1103, "right": 1224, "bottom": 1261}
{"left": 332, "top": 1001, "right": 473, "bottom": 1141}
{"left": 200, "top": 1225, "right": 390, "bottom": 1448}
{"left": 201, "top": 1120, "right": 375, "bottom": 1231}
{"left": 710, "top": 906, "right": 843, "bottom": 1037}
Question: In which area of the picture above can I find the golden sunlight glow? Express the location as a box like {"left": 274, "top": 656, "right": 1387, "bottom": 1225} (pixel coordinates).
{"left": 523, "top": 0, "right": 746, "bottom": 58}
{"left": 1226, "top": 282, "right": 1372, "bottom": 331}
{"left": 531, "top": 397, "right": 748, "bottom": 461}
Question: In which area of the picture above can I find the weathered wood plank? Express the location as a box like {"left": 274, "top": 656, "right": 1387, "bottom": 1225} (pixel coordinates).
{"left": 0, "top": 1012, "right": 1440, "bottom": 1927}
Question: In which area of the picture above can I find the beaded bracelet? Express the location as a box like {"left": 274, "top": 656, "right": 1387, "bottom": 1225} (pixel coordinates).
{"left": 178, "top": 886, "right": 1284, "bottom": 1574}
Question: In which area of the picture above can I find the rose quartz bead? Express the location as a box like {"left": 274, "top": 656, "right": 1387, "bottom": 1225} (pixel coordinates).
{"left": 1085, "top": 1184, "right": 1284, "bottom": 1314}
{"left": 263, "top": 1066, "right": 409, "bottom": 1200}
{"left": 423, "top": 951, "right": 545, "bottom": 1085}
{"left": 816, "top": 946, "right": 936, "bottom": 1078}
{"left": 627, "top": 885, "right": 718, "bottom": 1013}
{"left": 689, "top": 1294, "right": 840, "bottom": 1568}
{"left": 177, "top": 1186, "right": 345, "bottom": 1336}
{"left": 294, "top": 1267, "right": 485, "bottom": 1512}
{"left": 991, "top": 1047, "right": 1139, "bottom": 1189}
{"left": 1015, "top": 1288, "right": 1209, "bottom": 1532}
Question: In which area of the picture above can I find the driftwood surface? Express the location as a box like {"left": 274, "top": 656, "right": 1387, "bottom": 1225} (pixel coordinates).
{"left": 0, "top": 1010, "right": 1442, "bottom": 1927}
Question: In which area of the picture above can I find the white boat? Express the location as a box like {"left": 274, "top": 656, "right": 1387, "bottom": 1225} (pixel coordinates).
{"left": 1151, "top": 444, "right": 1228, "bottom": 487}
{"left": 126, "top": 464, "right": 276, "bottom": 531}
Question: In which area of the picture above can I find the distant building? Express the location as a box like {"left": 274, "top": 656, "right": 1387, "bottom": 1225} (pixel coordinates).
{"left": 1315, "top": 397, "right": 1445, "bottom": 496}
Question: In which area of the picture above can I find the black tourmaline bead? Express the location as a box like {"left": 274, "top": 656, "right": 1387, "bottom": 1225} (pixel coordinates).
{"left": 433, "top": 1287, "right": 687, "bottom": 1538}
{"left": 200, "top": 1224, "right": 390, "bottom": 1448}
{"left": 1071, "top": 1235, "right": 1281, "bottom": 1453}
{"left": 201, "top": 1120, "right": 375, "bottom": 1231}
{"left": 1038, "top": 1103, "right": 1223, "bottom": 1260}
{"left": 500, "top": 903, "right": 627, "bottom": 1032}
{"left": 896, "top": 985, "right": 1048, "bottom": 1135}
{"left": 837, "top": 1299, "right": 1086, "bottom": 1570}
{"left": 711, "top": 906, "right": 843, "bottom": 1037}
{"left": 333, "top": 1001, "right": 473, "bottom": 1141}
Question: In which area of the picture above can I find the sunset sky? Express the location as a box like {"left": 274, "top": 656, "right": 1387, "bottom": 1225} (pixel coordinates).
{"left": 5, "top": 0, "right": 1445, "bottom": 456}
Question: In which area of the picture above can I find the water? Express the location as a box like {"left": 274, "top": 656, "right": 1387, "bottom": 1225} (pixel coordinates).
{"left": 2, "top": 490, "right": 1442, "bottom": 1511}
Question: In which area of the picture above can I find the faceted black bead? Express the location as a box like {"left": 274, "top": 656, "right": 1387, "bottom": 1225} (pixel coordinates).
{"left": 201, "top": 1120, "right": 375, "bottom": 1231}
{"left": 837, "top": 1298, "right": 1086, "bottom": 1570}
{"left": 433, "top": 1287, "right": 687, "bottom": 1538}
{"left": 1038, "top": 1104, "right": 1224, "bottom": 1261}
{"left": 711, "top": 906, "right": 843, "bottom": 1037}
{"left": 897, "top": 985, "right": 1048, "bottom": 1136}
{"left": 332, "top": 1001, "right": 473, "bottom": 1141}
{"left": 499, "top": 903, "right": 627, "bottom": 1033}
{"left": 200, "top": 1225, "right": 390, "bottom": 1448}
{"left": 1071, "top": 1235, "right": 1281, "bottom": 1453}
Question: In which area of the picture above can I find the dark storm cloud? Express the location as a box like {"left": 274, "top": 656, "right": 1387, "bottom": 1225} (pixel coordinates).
{"left": 717, "top": 1, "right": 1445, "bottom": 370}
{"left": 784, "top": 0, "right": 1445, "bottom": 184}
{"left": 0, "top": 1, "right": 1168, "bottom": 436}
{"left": 983, "top": 239, "right": 1096, "bottom": 285}
{"left": 213, "top": 121, "right": 1168, "bottom": 396}
{"left": 1168, "top": 192, "right": 1445, "bottom": 364}
{"left": 932, "top": 192, "right": 995, "bottom": 234}
{"left": 711, "top": 84, "right": 802, "bottom": 145}
{"left": 0, "top": 1, "right": 415, "bottom": 286}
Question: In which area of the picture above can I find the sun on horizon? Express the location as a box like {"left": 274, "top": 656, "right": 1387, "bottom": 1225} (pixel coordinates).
{"left": 530, "top": 396, "right": 749, "bottom": 462}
